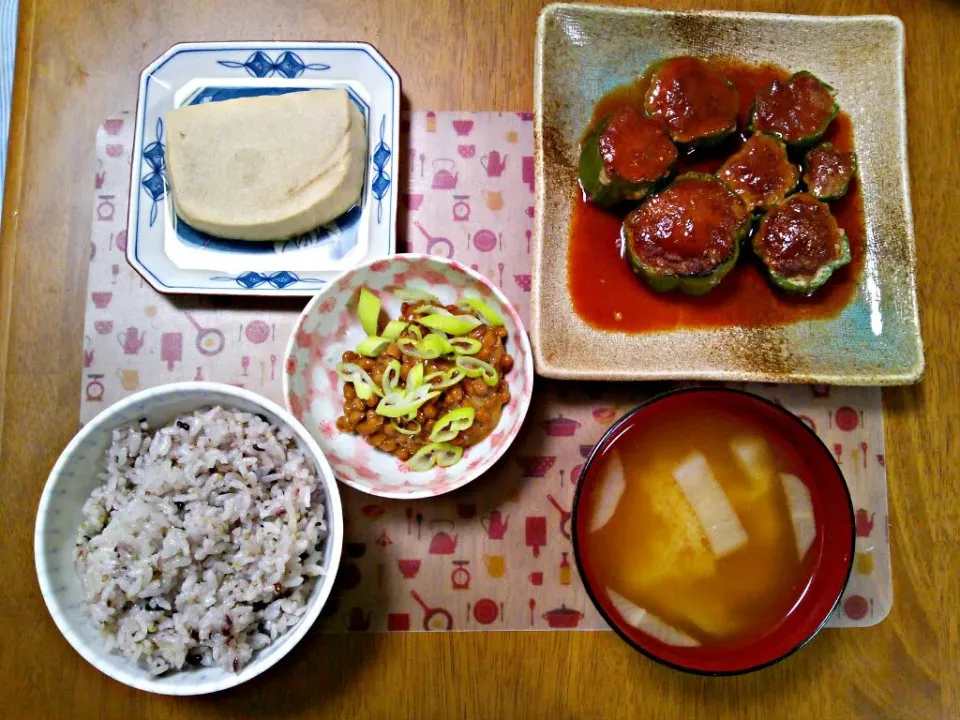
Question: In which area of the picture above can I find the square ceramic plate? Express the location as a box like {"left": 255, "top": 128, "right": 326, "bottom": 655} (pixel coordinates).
{"left": 533, "top": 4, "right": 923, "bottom": 384}
{"left": 127, "top": 41, "right": 400, "bottom": 295}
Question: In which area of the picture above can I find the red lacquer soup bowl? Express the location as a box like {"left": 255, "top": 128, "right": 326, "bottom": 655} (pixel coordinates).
{"left": 572, "top": 387, "right": 855, "bottom": 676}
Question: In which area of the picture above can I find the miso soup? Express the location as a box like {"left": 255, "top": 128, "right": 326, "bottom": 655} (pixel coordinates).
{"left": 581, "top": 403, "right": 819, "bottom": 646}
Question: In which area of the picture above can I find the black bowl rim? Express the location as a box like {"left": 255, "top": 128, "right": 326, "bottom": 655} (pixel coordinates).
{"left": 570, "top": 385, "right": 857, "bottom": 677}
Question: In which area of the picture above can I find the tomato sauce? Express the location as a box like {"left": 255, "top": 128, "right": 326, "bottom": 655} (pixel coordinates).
{"left": 804, "top": 142, "right": 857, "bottom": 198}
{"left": 569, "top": 58, "right": 864, "bottom": 333}
{"left": 625, "top": 175, "right": 747, "bottom": 275}
{"left": 755, "top": 194, "right": 844, "bottom": 276}
{"left": 644, "top": 56, "right": 739, "bottom": 144}
{"left": 599, "top": 109, "right": 677, "bottom": 183}
{"left": 717, "top": 134, "right": 798, "bottom": 211}
{"left": 752, "top": 72, "right": 837, "bottom": 145}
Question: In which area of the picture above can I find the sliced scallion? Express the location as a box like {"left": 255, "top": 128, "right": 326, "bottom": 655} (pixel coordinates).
{"left": 376, "top": 385, "right": 440, "bottom": 418}
{"left": 391, "top": 421, "right": 421, "bottom": 436}
{"left": 424, "top": 368, "right": 467, "bottom": 390}
{"left": 450, "top": 336, "right": 482, "bottom": 355}
{"left": 418, "top": 313, "right": 482, "bottom": 336}
{"left": 336, "top": 362, "right": 383, "bottom": 400}
{"left": 381, "top": 320, "right": 408, "bottom": 341}
{"left": 396, "top": 288, "right": 441, "bottom": 304}
{"left": 456, "top": 297, "right": 505, "bottom": 327}
{"left": 356, "top": 336, "right": 391, "bottom": 357}
{"left": 381, "top": 359, "right": 402, "bottom": 394}
{"left": 429, "top": 407, "right": 475, "bottom": 443}
{"left": 421, "top": 333, "right": 454, "bottom": 355}
{"left": 411, "top": 304, "right": 452, "bottom": 317}
{"left": 408, "top": 442, "right": 464, "bottom": 472}
{"left": 398, "top": 333, "right": 453, "bottom": 360}
{"left": 358, "top": 288, "right": 381, "bottom": 337}
{"left": 436, "top": 445, "right": 463, "bottom": 467}
{"left": 407, "top": 363, "right": 425, "bottom": 390}
{"left": 455, "top": 356, "right": 499, "bottom": 387}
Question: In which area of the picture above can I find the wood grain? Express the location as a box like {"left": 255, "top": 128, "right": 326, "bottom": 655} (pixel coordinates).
{"left": 1, "top": 1, "right": 958, "bottom": 718}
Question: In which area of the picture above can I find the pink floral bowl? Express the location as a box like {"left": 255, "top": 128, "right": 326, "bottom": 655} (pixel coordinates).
{"left": 283, "top": 254, "right": 534, "bottom": 499}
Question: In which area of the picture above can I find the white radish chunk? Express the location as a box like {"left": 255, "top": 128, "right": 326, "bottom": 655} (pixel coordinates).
{"left": 606, "top": 589, "right": 700, "bottom": 647}
{"left": 672, "top": 451, "right": 748, "bottom": 558}
{"left": 730, "top": 434, "right": 775, "bottom": 496}
{"left": 781, "top": 473, "right": 817, "bottom": 559}
{"left": 590, "top": 449, "right": 626, "bottom": 532}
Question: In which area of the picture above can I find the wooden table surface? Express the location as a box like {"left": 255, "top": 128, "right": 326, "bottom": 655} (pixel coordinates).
{"left": 1, "top": 0, "right": 958, "bottom": 718}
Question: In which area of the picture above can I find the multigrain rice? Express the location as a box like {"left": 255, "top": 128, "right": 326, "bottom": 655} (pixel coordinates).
{"left": 74, "top": 406, "right": 327, "bottom": 675}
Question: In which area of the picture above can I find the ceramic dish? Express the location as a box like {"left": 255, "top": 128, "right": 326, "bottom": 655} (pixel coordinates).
{"left": 533, "top": 4, "right": 923, "bottom": 384}
{"left": 283, "top": 254, "right": 534, "bottom": 499}
{"left": 573, "top": 387, "right": 855, "bottom": 675}
{"left": 34, "top": 383, "right": 344, "bottom": 695}
{"left": 127, "top": 41, "right": 400, "bottom": 295}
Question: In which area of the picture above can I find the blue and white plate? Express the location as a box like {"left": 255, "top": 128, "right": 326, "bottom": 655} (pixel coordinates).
{"left": 127, "top": 42, "right": 400, "bottom": 296}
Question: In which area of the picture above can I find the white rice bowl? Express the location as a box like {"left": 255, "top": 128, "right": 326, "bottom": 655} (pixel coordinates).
{"left": 35, "top": 383, "right": 343, "bottom": 695}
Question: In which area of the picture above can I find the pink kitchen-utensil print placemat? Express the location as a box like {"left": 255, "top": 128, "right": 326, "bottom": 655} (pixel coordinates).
{"left": 80, "top": 112, "right": 890, "bottom": 632}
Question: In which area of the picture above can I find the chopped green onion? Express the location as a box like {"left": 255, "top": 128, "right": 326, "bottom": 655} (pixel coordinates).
{"left": 397, "top": 337, "right": 424, "bottom": 358}
{"left": 336, "top": 362, "right": 383, "bottom": 400}
{"left": 381, "top": 359, "right": 402, "bottom": 394}
{"left": 457, "top": 297, "right": 504, "bottom": 327}
{"left": 436, "top": 446, "right": 463, "bottom": 467}
{"left": 409, "top": 444, "right": 439, "bottom": 472}
{"left": 356, "top": 336, "right": 391, "bottom": 357}
{"left": 396, "top": 288, "right": 441, "bottom": 304}
{"left": 376, "top": 385, "right": 440, "bottom": 418}
{"left": 424, "top": 368, "right": 467, "bottom": 390}
{"left": 436, "top": 445, "right": 463, "bottom": 467}
{"left": 398, "top": 338, "right": 430, "bottom": 360}
{"left": 408, "top": 442, "right": 464, "bottom": 472}
{"left": 429, "top": 407, "right": 475, "bottom": 443}
{"left": 411, "top": 304, "right": 452, "bottom": 316}
{"left": 406, "top": 324, "right": 423, "bottom": 340}
{"left": 421, "top": 333, "right": 454, "bottom": 355}
{"left": 381, "top": 320, "right": 408, "bottom": 341}
{"left": 450, "top": 337, "right": 482, "bottom": 355}
{"left": 391, "top": 421, "right": 421, "bottom": 436}
{"left": 456, "top": 356, "right": 499, "bottom": 386}
{"left": 419, "top": 313, "right": 482, "bottom": 336}
{"left": 358, "top": 288, "right": 381, "bottom": 337}
{"left": 398, "top": 333, "right": 453, "bottom": 360}
{"left": 407, "top": 363, "right": 424, "bottom": 390}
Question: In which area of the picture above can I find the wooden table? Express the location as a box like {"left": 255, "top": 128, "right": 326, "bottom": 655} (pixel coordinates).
{"left": 1, "top": 1, "right": 957, "bottom": 717}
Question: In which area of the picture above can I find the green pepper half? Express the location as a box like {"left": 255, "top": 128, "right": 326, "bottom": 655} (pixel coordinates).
{"left": 579, "top": 107, "right": 677, "bottom": 207}
{"left": 623, "top": 173, "right": 751, "bottom": 296}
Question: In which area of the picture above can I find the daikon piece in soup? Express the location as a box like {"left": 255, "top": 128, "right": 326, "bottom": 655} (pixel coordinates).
{"left": 582, "top": 405, "right": 818, "bottom": 646}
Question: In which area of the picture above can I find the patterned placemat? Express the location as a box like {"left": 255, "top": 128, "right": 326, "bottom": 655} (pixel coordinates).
{"left": 80, "top": 111, "right": 890, "bottom": 631}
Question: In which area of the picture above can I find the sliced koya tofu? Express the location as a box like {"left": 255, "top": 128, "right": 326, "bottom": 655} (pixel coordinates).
{"left": 165, "top": 89, "right": 367, "bottom": 241}
{"left": 589, "top": 449, "right": 626, "bottom": 532}
{"left": 672, "top": 451, "right": 748, "bottom": 558}
{"left": 781, "top": 473, "right": 817, "bottom": 559}
{"left": 606, "top": 589, "right": 700, "bottom": 647}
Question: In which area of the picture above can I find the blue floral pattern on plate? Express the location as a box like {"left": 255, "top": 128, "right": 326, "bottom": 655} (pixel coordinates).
{"left": 127, "top": 42, "right": 400, "bottom": 296}
{"left": 371, "top": 114, "right": 391, "bottom": 224}
{"left": 217, "top": 51, "right": 330, "bottom": 78}
{"left": 209, "top": 270, "right": 327, "bottom": 290}
{"left": 140, "top": 118, "right": 166, "bottom": 226}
